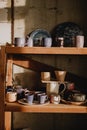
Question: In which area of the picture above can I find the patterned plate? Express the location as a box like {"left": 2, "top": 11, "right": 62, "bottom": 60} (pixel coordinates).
{"left": 28, "top": 29, "right": 51, "bottom": 46}
{"left": 51, "top": 22, "right": 84, "bottom": 47}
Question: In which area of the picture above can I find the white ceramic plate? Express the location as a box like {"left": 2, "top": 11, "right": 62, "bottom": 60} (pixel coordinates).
{"left": 18, "top": 98, "right": 49, "bottom": 106}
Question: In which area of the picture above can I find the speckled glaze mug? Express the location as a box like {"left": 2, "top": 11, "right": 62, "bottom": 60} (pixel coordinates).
{"left": 41, "top": 72, "right": 51, "bottom": 81}
{"left": 6, "top": 92, "right": 17, "bottom": 102}
{"left": 76, "top": 35, "right": 84, "bottom": 48}
{"left": 14, "top": 37, "right": 25, "bottom": 47}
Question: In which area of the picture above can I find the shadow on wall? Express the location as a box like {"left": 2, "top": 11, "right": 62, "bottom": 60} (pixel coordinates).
{"left": 13, "top": 70, "right": 45, "bottom": 91}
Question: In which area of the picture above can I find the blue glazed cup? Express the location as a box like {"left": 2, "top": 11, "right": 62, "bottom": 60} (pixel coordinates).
{"left": 26, "top": 93, "right": 34, "bottom": 105}
{"left": 37, "top": 93, "right": 48, "bottom": 104}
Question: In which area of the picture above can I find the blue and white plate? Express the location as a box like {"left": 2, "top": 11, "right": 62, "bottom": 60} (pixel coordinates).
{"left": 28, "top": 29, "right": 51, "bottom": 46}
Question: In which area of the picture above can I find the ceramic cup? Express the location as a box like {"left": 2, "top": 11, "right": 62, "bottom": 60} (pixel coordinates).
{"left": 26, "top": 37, "right": 33, "bottom": 47}
{"left": 44, "top": 37, "right": 52, "bottom": 47}
{"left": 76, "top": 35, "right": 84, "bottom": 48}
{"left": 55, "top": 70, "right": 66, "bottom": 82}
{"left": 37, "top": 93, "right": 48, "bottom": 104}
{"left": 26, "top": 93, "right": 34, "bottom": 105}
{"left": 46, "top": 81, "right": 66, "bottom": 96}
{"left": 50, "top": 94, "right": 60, "bottom": 104}
{"left": 41, "top": 72, "right": 51, "bottom": 81}
{"left": 14, "top": 37, "right": 25, "bottom": 47}
{"left": 6, "top": 92, "right": 17, "bottom": 102}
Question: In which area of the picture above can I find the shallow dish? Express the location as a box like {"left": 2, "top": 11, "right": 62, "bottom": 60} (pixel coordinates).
{"left": 61, "top": 99, "right": 87, "bottom": 106}
{"left": 18, "top": 98, "right": 49, "bottom": 106}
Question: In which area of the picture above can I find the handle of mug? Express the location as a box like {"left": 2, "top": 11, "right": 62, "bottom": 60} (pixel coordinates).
{"left": 59, "top": 82, "right": 66, "bottom": 94}
{"left": 46, "top": 95, "right": 48, "bottom": 101}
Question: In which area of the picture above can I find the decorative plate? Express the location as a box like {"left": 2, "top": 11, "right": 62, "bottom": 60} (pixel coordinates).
{"left": 51, "top": 22, "right": 84, "bottom": 47}
{"left": 61, "top": 99, "right": 87, "bottom": 106}
{"left": 28, "top": 29, "right": 51, "bottom": 46}
{"left": 18, "top": 98, "right": 49, "bottom": 106}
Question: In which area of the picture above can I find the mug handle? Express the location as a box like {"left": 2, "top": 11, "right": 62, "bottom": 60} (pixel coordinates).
{"left": 59, "top": 83, "right": 66, "bottom": 94}
{"left": 45, "top": 95, "right": 48, "bottom": 101}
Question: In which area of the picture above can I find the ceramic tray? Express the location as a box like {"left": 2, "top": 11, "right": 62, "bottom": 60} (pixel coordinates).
{"left": 18, "top": 98, "right": 49, "bottom": 106}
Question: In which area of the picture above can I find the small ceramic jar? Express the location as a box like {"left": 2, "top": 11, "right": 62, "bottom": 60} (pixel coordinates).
{"left": 50, "top": 94, "right": 61, "bottom": 104}
{"left": 6, "top": 92, "right": 17, "bottom": 102}
{"left": 72, "top": 93, "right": 86, "bottom": 102}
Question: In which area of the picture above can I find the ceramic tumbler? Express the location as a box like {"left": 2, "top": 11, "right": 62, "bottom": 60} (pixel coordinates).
{"left": 76, "top": 35, "right": 84, "bottom": 48}
{"left": 14, "top": 37, "right": 25, "bottom": 47}
{"left": 44, "top": 37, "right": 52, "bottom": 47}
{"left": 6, "top": 92, "right": 17, "bottom": 102}
{"left": 41, "top": 72, "right": 51, "bottom": 81}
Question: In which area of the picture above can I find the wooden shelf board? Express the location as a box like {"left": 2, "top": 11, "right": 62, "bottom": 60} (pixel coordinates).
{"left": 5, "top": 46, "right": 87, "bottom": 55}
{"left": 5, "top": 102, "right": 87, "bottom": 113}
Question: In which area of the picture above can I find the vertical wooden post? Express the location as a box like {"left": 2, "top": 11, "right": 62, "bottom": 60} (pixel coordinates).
{"left": 5, "top": 57, "right": 13, "bottom": 130}
{"left": 11, "top": 0, "right": 14, "bottom": 44}
{"left": 0, "top": 46, "right": 13, "bottom": 130}
{"left": 5, "top": 112, "right": 11, "bottom": 130}
{"left": 0, "top": 46, "right": 6, "bottom": 130}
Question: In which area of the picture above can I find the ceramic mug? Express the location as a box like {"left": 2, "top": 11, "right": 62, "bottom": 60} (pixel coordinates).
{"left": 55, "top": 70, "right": 66, "bottom": 82}
{"left": 6, "top": 92, "right": 17, "bottom": 102}
{"left": 46, "top": 81, "right": 66, "bottom": 96}
{"left": 26, "top": 93, "right": 34, "bottom": 105}
{"left": 41, "top": 72, "right": 51, "bottom": 81}
{"left": 44, "top": 37, "right": 52, "bottom": 47}
{"left": 37, "top": 93, "right": 48, "bottom": 104}
{"left": 26, "top": 37, "right": 33, "bottom": 47}
{"left": 14, "top": 37, "right": 25, "bottom": 47}
{"left": 76, "top": 35, "right": 84, "bottom": 48}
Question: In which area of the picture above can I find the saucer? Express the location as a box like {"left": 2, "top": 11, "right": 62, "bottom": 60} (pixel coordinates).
{"left": 61, "top": 99, "right": 87, "bottom": 106}
{"left": 18, "top": 98, "right": 49, "bottom": 106}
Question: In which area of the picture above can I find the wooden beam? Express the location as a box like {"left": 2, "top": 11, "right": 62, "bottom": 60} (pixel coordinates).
{"left": 5, "top": 112, "right": 11, "bottom": 130}
{"left": 13, "top": 57, "right": 57, "bottom": 72}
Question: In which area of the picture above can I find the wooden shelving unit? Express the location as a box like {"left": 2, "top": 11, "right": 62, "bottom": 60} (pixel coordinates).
{"left": 0, "top": 46, "right": 87, "bottom": 130}
{"left": 5, "top": 101, "right": 87, "bottom": 113}
{"left": 5, "top": 46, "right": 87, "bottom": 55}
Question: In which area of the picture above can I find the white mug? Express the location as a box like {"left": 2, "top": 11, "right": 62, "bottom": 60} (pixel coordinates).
{"left": 14, "top": 37, "right": 25, "bottom": 47}
{"left": 76, "top": 35, "right": 84, "bottom": 48}
{"left": 46, "top": 81, "right": 66, "bottom": 96}
{"left": 26, "top": 37, "right": 33, "bottom": 47}
{"left": 44, "top": 37, "right": 52, "bottom": 47}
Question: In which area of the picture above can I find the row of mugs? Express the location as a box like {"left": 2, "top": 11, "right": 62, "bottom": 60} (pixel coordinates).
{"left": 5, "top": 91, "right": 48, "bottom": 105}
{"left": 14, "top": 35, "right": 84, "bottom": 48}
{"left": 41, "top": 70, "right": 66, "bottom": 82}
{"left": 56, "top": 35, "right": 84, "bottom": 48}
{"left": 14, "top": 37, "right": 52, "bottom": 47}
{"left": 5, "top": 90, "right": 61, "bottom": 105}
